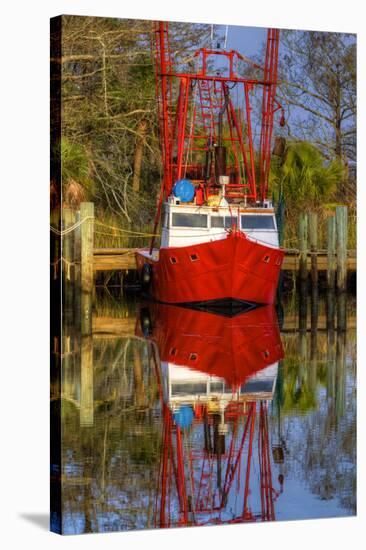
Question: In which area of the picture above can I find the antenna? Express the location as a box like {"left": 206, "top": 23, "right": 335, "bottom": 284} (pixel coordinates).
{"left": 224, "top": 25, "right": 229, "bottom": 50}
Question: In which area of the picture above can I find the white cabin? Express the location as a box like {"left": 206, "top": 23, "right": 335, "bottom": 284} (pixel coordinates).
{"left": 161, "top": 198, "right": 279, "bottom": 249}
{"left": 161, "top": 362, "right": 278, "bottom": 410}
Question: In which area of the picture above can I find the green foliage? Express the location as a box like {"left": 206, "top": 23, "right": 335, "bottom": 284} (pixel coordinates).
{"left": 61, "top": 137, "right": 90, "bottom": 185}
{"left": 282, "top": 362, "right": 317, "bottom": 414}
{"left": 271, "top": 141, "right": 344, "bottom": 209}
{"left": 60, "top": 137, "right": 94, "bottom": 206}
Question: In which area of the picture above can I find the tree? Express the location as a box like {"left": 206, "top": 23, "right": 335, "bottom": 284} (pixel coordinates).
{"left": 278, "top": 31, "right": 356, "bottom": 199}
{"left": 58, "top": 16, "right": 211, "bottom": 226}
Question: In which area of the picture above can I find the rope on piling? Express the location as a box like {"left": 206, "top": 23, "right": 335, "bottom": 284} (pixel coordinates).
{"left": 51, "top": 256, "right": 79, "bottom": 279}
{"left": 50, "top": 215, "right": 94, "bottom": 236}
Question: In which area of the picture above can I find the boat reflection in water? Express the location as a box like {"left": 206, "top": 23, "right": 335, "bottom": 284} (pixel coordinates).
{"left": 138, "top": 303, "right": 285, "bottom": 527}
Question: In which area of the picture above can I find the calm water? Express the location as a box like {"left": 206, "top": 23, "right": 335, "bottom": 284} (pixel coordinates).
{"left": 52, "top": 291, "right": 356, "bottom": 534}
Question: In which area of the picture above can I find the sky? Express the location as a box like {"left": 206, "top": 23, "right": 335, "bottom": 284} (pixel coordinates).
{"left": 225, "top": 24, "right": 266, "bottom": 57}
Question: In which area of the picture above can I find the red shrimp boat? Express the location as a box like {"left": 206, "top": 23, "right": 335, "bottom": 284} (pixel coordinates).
{"left": 136, "top": 23, "right": 285, "bottom": 307}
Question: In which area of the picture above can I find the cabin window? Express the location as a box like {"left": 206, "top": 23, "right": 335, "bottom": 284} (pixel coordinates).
{"left": 210, "top": 381, "right": 224, "bottom": 393}
{"left": 190, "top": 253, "right": 199, "bottom": 262}
{"left": 241, "top": 380, "right": 274, "bottom": 394}
{"left": 189, "top": 352, "right": 198, "bottom": 361}
{"left": 211, "top": 216, "right": 238, "bottom": 229}
{"left": 171, "top": 382, "right": 207, "bottom": 396}
{"left": 241, "top": 215, "right": 275, "bottom": 230}
{"left": 263, "top": 255, "right": 270, "bottom": 263}
{"left": 172, "top": 212, "right": 208, "bottom": 228}
{"left": 170, "top": 256, "right": 178, "bottom": 264}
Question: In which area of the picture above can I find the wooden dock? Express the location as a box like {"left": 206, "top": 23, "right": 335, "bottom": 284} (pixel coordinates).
{"left": 92, "top": 311, "right": 355, "bottom": 337}
{"left": 93, "top": 248, "right": 356, "bottom": 272}
{"left": 92, "top": 315, "right": 136, "bottom": 335}
{"left": 94, "top": 248, "right": 136, "bottom": 271}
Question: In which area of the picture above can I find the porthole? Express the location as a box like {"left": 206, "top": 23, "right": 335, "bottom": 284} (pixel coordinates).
{"left": 263, "top": 255, "right": 270, "bottom": 263}
{"left": 170, "top": 256, "right": 178, "bottom": 264}
{"left": 190, "top": 253, "right": 199, "bottom": 262}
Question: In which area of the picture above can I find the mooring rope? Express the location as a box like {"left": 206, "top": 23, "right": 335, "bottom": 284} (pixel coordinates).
{"left": 50, "top": 216, "right": 94, "bottom": 236}
{"left": 94, "top": 221, "right": 160, "bottom": 238}
{"left": 50, "top": 217, "right": 161, "bottom": 239}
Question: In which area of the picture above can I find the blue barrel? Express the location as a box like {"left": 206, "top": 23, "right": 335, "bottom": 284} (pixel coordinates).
{"left": 173, "top": 405, "right": 194, "bottom": 429}
{"left": 172, "top": 179, "right": 195, "bottom": 203}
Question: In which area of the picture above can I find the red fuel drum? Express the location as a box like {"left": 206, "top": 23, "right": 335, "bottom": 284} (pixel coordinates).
{"left": 136, "top": 230, "right": 284, "bottom": 306}
{"left": 194, "top": 184, "right": 205, "bottom": 206}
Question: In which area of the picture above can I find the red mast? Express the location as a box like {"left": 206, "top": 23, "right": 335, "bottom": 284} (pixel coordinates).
{"left": 153, "top": 22, "right": 174, "bottom": 198}
{"left": 259, "top": 28, "right": 282, "bottom": 202}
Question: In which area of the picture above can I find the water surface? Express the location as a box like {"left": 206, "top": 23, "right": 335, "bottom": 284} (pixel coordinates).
{"left": 52, "top": 291, "right": 356, "bottom": 534}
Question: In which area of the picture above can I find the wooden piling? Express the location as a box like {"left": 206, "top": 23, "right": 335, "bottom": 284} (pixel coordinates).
{"left": 80, "top": 202, "right": 95, "bottom": 336}
{"left": 309, "top": 329, "right": 317, "bottom": 396}
{"left": 74, "top": 210, "right": 81, "bottom": 269}
{"left": 311, "top": 287, "right": 318, "bottom": 333}
{"left": 74, "top": 211, "right": 82, "bottom": 332}
{"left": 299, "top": 330, "right": 307, "bottom": 366}
{"left": 336, "top": 206, "right": 348, "bottom": 293}
{"left": 337, "top": 291, "right": 347, "bottom": 332}
{"left": 298, "top": 281, "right": 307, "bottom": 332}
{"left": 62, "top": 208, "right": 75, "bottom": 325}
{"left": 326, "top": 329, "right": 336, "bottom": 399}
{"left": 309, "top": 212, "right": 318, "bottom": 289}
{"left": 335, "top": 332, "right": 346, "bottom": 419}
{"left": 298, "top": 213, "right": 308, "bottom": 283}
{"left": 326, "top": 290, "right": 335, "bottom": 331}
{"left": 80, "top": 335, "right": 94, "bottom": 428}
{"left": 50, "top": 209, "right": 61, "bottom": 350}
{"left": 327, "top": 216, "right": 336, "bottom": 289}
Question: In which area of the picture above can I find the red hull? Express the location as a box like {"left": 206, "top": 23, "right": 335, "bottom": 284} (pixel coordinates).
{"left": 136, "top": 231, "right": 284, "bottom": 305}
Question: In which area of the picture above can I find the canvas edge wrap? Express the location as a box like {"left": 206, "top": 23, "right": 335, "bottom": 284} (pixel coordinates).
{"left": 50, "top": 14, "right": 62, "bottom": 535}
